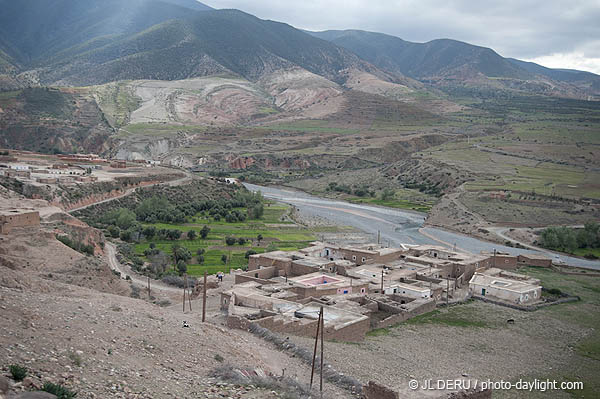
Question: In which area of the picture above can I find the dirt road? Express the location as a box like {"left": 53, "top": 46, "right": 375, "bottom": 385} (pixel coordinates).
{"left": 105, "top": 242, "right": 181, "bottom": 294}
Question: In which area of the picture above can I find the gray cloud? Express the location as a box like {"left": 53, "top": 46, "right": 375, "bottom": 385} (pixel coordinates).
{"left": 203, "top": 0, "right": 600, "bottom": 73}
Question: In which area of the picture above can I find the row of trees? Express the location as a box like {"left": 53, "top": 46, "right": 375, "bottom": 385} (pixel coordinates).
{"left": 539, "top": 221, "right": 600, "bottom": 254}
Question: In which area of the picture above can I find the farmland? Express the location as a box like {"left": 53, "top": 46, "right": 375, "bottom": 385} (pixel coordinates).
{"left": 132, "top": 204, "right": 317, "bottom": 276}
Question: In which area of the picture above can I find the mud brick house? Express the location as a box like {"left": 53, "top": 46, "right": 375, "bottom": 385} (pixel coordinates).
{"left": 469, "top": 268, "right": 542, "bottom": 304}
{"left": 517, "top": 254, "right": 552, "bottom": 268}
{"left": 0, "top": 209, "right": 40, "bottom": 234}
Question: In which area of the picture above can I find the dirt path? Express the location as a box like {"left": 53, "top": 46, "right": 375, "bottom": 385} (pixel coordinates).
{"left": 67, "top": 171, "right": 192, "bottom": 213}
{"left": 105, "top": 242, "right": 181, "bottom": 294}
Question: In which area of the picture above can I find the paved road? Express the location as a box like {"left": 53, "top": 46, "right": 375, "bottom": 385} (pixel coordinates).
{"left": 245, "top": 184, "right": 600, "bottom": 270}
{"left": 105, "top": 242, "right": 181, "bottom": 294}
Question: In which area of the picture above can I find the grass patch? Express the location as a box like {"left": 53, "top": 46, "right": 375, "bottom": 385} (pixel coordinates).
{"left": 348, "top": 197, "right": 432, "bottom": 213}
{"left": 405, "top": 309, "right": 488, "bottom": 328}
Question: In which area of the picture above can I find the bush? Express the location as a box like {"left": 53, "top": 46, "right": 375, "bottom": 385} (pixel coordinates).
{"left": 221, "top": 254, "right": 228, "bottom": 264}
{"left": 238, "top": 237, "right": 247, "bottom": 245}
{"left": 245, "top": 249, "right": 258, "bottom": 259}
{"left": 41, "top": 382, "right": 77, "bottom": 399}
{"left": 162, "top": 275, "right": 197, "bottom": 288}
{"left": 187, "top": 230, "right": 197, "bottom": 240}
{"left": 546, "top": 288, "right": 563, "bottom": 296}
{"left": 225, "top": 236, "right": 237, "bottom": 246}
{"left": 9, "top": 364, "right": 27, "bottom": 381}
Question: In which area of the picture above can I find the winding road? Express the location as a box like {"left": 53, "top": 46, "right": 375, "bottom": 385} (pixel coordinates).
{"left": 245, "top": 183, "right": 600, "bottom": 270}
{"left": 106, "top": 242, "right": 181, "bottom": 294}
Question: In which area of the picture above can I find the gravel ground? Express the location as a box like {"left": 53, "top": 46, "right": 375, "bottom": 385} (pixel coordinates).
{"left": 288, "top": 301, "right": 590, "bottom": 399}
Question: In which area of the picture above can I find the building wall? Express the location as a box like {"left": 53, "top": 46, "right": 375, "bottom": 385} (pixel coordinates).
{"left": 469, "top": 283, "right": 541, "bottom": 304}
{"left": 490, "top": 255, "right": 518, "bottom": 270}
{"left": 517, "top": 255, "right": 552, "bottom": 268}
{"left": 0, "top": 211, "right": 40, "bottom": 234}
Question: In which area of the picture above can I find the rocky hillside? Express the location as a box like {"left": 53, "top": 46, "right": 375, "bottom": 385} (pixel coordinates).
{"left": 0, "top": 87, "right": 114, "bottom": 154}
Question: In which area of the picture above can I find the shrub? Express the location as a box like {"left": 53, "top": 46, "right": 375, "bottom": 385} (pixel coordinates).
{"left": 546, "top": 288, "right": 563, "bottom": 296}
{"left": 238, "top": 237, "right": 247, "bottom": 245}
{"left": 245, "top": 250, "right": 257, "bottom": 259}
{"left": 9, "top": 364, "right": 27, "bottom": 381}
{"left": 162, "top": 275, "right": 197, "bottom": 288}
{"left": 225, "top": 236, "right": 237, "bottom": 246}
{"left": 214, "top": 354, "right": 224, "bottom": 363}
{"left": 41, "top": 382, "right": 77, "bottom": 399}
{"left": 196, "top": 248, "right": 205, "bottom": 256}
{"left": 221, "top": 254, "right": 228, "bottom": 264}
{"left": 187, "top": 230, "right": 197, "bottom": 240}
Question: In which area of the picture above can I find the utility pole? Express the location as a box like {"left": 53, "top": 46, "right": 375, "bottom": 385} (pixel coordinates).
{"left": 381, "top": 269, "right": 384, "bottom": 293}
{"left": 183, "top": 274, "right": 187, "bottom": 313}
{"left": 147, "top": 276, "right": 151, "bottom": 297}
{"left": 377, "top": 230, "right": 380, "bottom": 245}
{"left": 310, "top": 308, "right": 322, "bottom": 389}
{"left": 446, "top": 277, "right": 449, "bottom": 307}
{"left": 493, "top": 248, "right": 497, "bottom": 268}
{"left": 320, "top": 305, "right": 324, "bottom": 398}
{"left": 202, "top": 271, "right": 207, "bottom": 322}
{"left": 188, "top": 276, "right": 193, "bottom": 312}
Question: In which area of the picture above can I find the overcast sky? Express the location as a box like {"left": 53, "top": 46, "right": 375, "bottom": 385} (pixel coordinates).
{"left": 204, "top": 0, "right": 600, "bottom": 74}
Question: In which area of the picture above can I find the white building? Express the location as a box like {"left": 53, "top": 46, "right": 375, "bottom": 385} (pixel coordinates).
{"left": 469, "top": 273, "right": 542, "bottom": 304}
{"left": 385, "top": 282, "right": 432, "bottom": 299}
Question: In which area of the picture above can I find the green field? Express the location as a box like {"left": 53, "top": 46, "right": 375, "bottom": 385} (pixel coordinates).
{"left": 348, "top": 196, "right": 432, "bottom": 213}
{"left": 134, "top": 204, "right": 316, "bottom": 276}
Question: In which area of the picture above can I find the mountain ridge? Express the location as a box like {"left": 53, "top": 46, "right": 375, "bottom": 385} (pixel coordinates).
{"left": 308, "top": 29, "right": 600, "bottom": 99}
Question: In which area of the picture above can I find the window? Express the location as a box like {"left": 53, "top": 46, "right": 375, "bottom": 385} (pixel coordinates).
{"left": 362, "top": 257, "right": 366, "bottom": 262}
{"left": 343, "top": 290, "right": 348, "bottom": 294}
{"left": 254, "top": 273, "right": 259, "bottom": 278}
{"left": 352, "top": 255, "right": 356, "bottom": 261}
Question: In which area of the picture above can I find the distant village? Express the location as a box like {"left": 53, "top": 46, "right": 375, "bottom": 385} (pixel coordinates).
{"left": 222, "top": 241, "right": 556, "bottom": 342}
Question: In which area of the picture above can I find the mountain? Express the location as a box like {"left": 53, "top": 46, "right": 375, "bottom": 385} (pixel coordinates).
{"left": 0, "top": 0, "right": 212, "bottom": 67}
{"left": 309, "top": 30, "right": 530, "bottom": 80}
{"left": 507, "top": 58, "right": 600, "bottom": 94}
{"left": 309, "top": 29, "right": 600, "bottom": 99}
{"left": 0, "top": 2, "right": 401, "bottom": 87}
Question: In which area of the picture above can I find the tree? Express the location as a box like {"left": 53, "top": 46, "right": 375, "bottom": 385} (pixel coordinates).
{"left": 143, "top": 226, "right": 156, "bottom": 240}
{"left": 225, "top": 236, "right": 237, "bottom": 246}
{"left": 245, "top": 249, "right": 257, "bottom": 259}
{"left": 115, "top": 209, "right": 136, "bottom": 230}
{"left": 108, "top": 226, "right": 120, "bottom": 238}
{"left": 174, "top": 247, "right": 192, "bottom": 263}
{"left": 221, "top": 254, "right": 228, "bottom": 264}
{"left": 257, "top": 234, "right": 263, "bottom": 246}
{"left": 238, "top": 237, "right": 247, "bottom": 245}
{"left": 249, "top": 203, "right": 264, "bottom": 220}
{"left": 196, "top": 248, "right": 205, "bottom": 256}
{"left": 167, "top": 229, "right": 182, "bottom": 240}
{"left": 187, "top": 230, "right": 197, "bottom": 240}
{"left": 149, "top": 242, "right": 156, "bottom": 249}
{"left": 200, "top": 226, "right": 210, "bottom": 239}
{"left": 120, "top": 230, "right": 132, "bottom": 242}
{"left": 197, "top": 255, "right": 205, "bottom": 264}
{"left": 176, "top": 260, "right": 187, "bottom": 275}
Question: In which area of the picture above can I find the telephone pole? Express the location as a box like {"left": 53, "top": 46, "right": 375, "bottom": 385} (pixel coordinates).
{"left": 202, "top": 271, "right": 207, "bottom": 322}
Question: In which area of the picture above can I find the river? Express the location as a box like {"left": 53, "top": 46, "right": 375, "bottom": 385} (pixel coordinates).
{"left": 244, "top": 183, "right": 600, "bottom": 270}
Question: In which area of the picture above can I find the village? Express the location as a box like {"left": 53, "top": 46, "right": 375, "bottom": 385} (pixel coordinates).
{"left": 220, "top": 241, "right": 560, "bottom": 342}
{"left": 0, "top": 148, "right": 592, "bottom": 399}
